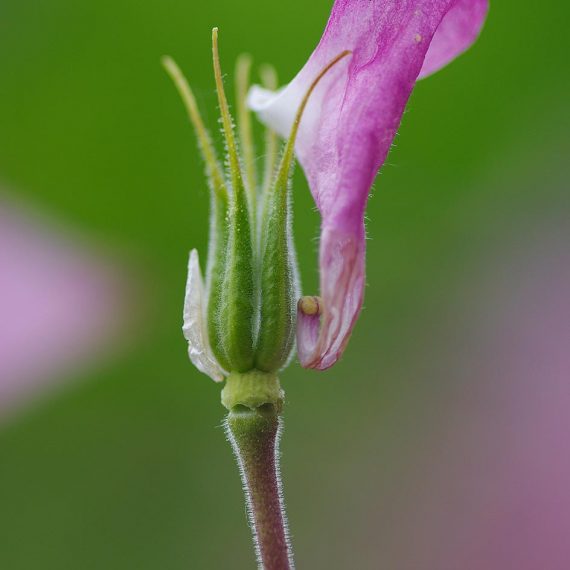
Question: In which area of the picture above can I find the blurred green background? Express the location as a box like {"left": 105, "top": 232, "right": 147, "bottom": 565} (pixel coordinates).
{"left": 1, "top": 1, "right": 569, "bottom": 569}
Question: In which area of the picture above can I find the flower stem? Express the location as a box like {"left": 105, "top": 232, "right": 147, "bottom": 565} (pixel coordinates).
{"left": 225, "top": 404, "right": 294, "bottom": 570}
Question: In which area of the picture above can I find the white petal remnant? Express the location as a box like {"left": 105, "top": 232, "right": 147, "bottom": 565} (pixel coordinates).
{"left": 247, "top": 84, "right": 294, "bottom": 140}
{"left": 182, "top": 249, "right": 225, "bottom": 382}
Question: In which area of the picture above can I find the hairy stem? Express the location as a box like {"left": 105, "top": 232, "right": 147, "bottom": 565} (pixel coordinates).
{"left": 225, "top": 405, "right": 294, "bottom": 570}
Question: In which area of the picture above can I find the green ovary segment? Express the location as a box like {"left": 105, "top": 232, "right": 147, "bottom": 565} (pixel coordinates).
{"left": 254, "top": 171, "right": 298, "bottom": 372}
{"left": 206, "top": 191, "right": 231, "bottom": 371}
{"left": 217, "top": 181, "right": 256, "bottom": 372}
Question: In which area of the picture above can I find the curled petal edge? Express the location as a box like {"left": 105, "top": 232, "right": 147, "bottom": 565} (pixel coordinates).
{"left": 419, "top": 0, "right": 490, "bottom": 79}
{"left": 297, "top": 225, "right": 365, "bottom": 370}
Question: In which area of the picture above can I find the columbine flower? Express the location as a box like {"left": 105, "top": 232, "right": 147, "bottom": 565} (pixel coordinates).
{"left": 248, "top": 0, "right": 489, "bottom": 370}
{"left": 167, "top": 12, "right": 489, "bottom": 567}
{"left": 164, "top": 31, "right": 351, "bottom": 569}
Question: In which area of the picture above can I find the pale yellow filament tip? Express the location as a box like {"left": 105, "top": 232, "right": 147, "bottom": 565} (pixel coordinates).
{"left": 212, "top": 28, "right": 242, "bottom": 192}
{"left": 298, "top": 296, "right": 322, "bottom": 317}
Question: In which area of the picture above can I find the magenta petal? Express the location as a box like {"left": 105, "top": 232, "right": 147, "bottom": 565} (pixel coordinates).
{"left": 250, "top": 0, "right": 488, "bottom": 369}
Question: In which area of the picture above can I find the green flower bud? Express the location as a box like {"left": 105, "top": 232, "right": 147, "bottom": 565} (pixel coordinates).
{"left": 167, "top": 30, "right": 348, "bottom": 398}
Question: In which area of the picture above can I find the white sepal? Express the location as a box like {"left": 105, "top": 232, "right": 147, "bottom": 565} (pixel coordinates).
{"left": 247, "top": 76, "right": 327, "bottom": 149}
{"left": 182, "top": 249, "right": 225, "bottom": 382}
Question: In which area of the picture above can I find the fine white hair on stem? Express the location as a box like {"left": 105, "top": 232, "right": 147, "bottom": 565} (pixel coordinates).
{"left": 274, "top": 416, "right": 295, "bottom": 569}
{"left": 224, "top": 413, "right": 294, "bottom": 569}
{"left": 224, "top": 416, "right": 263, "bottom": 568}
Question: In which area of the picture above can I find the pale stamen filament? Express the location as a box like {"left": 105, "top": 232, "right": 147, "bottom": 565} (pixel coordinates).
{"left": 161, "top": 56, "right": 226, "bottom": 196}
{"left": 212, "top": 28, "right": 243, "bottom": 196}
{"left": 280, "top": 50, "right": 351, "bottom": 177}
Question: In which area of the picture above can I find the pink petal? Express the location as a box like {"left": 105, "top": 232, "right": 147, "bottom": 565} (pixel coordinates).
{"left": 250, "top": 0, "right": 488, "bottom": 369}
{"left": 419, "top": 0, "right": 489, "bottom": 79}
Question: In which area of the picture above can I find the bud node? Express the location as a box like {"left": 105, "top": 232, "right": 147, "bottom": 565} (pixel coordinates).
{"left": 221, "top": 370, "right": 284, "bottom": 411}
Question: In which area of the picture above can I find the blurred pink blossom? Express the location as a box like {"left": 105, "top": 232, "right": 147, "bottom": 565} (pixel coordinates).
{"left": 392, "top": 225, "right": 570, "bottom": 570}
{"left": 0, "top": 195, "right": 129, "bottom": 421}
